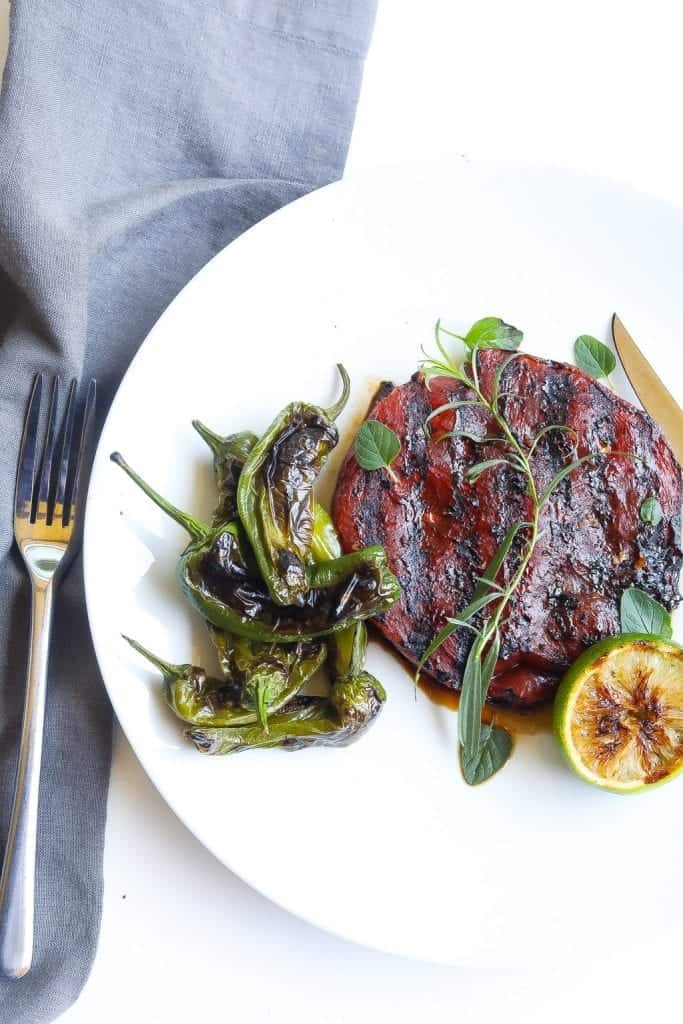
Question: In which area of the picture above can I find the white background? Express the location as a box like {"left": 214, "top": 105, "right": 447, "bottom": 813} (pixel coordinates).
{"left": 2, "top": 1, "right": 683, "bottom": 1021}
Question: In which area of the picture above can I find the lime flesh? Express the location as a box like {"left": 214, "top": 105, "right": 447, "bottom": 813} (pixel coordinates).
{"left": 554, "top": 634, "right": 683, "bottom": 793}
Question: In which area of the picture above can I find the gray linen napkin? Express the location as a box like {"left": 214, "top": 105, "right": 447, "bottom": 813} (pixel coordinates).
{"left": 0, "top": 1, "right": 376, "bottom": 1019}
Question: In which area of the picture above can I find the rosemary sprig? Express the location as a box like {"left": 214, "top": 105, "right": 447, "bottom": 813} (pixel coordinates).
{"left": 415, "top": 319, "right": 626, "bottom": 786}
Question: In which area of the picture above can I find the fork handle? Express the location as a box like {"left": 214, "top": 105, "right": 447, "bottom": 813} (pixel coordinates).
{"left": 0, "top": 579, "right": 54, "bottom": 979}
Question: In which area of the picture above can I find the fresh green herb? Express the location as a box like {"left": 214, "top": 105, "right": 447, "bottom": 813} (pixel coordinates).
{"left": 574, "top": 334, "right": 616, "bottom": 382}
{"left": 417, "top": 318, "right": 633, "bottom": 786}
{"left": 620, "top": 588, "right": 672, "bottom": 639}
{"left": 458, "top": 636, "right": 484, "bottom": 759}
{"left": 466, "top": 458, "right": 517, "bottom": 482}
{"left": 435, "top": 317, "right": 523, "bottom": 363}
{"left": 354, "top": 420, "right": 401, "bottom": 483}
{"left": 527, "top": 424, "right": 577, "bottom": 457}
{"left": 471, "top": 524, "right": 524, "bottom": 603}
{"left": 462, "top": 317, "right": 523, "bottom": 352}
{"left": 538, "top": 454, "right": 599, "bottom": 505}
{"left": 640, "top": 496, "right": 663, "bottom": 526}
{"left": 460, "top": 723, "right": 512, "bottom": 786}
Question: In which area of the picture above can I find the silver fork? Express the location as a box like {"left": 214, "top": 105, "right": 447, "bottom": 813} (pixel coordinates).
{"left": 0, "top": 375, "right": 96, "bottom": 979}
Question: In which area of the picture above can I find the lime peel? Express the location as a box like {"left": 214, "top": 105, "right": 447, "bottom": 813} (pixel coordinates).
{"left": 554, "top": 634, "right": 683, "bottom": 794}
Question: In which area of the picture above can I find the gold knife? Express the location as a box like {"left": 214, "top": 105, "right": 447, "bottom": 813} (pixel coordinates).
{"left": 611, "top": 313, "right": 683, "bottom": 466}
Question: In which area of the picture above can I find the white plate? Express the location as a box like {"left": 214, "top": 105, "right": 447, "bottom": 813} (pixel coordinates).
{"left": 84, "top": 161, "right": 683, "bottom": 966}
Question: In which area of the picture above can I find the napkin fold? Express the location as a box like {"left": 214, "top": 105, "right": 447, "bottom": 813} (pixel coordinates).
{"left": 0, "top": 1, "right": 376, "bottom": 1020}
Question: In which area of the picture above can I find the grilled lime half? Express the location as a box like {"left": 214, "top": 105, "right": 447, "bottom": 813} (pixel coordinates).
{"left": 554, "top": 634, "right": 683, "bottom": 793}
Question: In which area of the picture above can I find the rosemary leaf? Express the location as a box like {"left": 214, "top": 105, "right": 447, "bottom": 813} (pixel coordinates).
{"left": 528, "top": 423, "right": 577, "bottom": 457}
{"left": 491, "top": 352, "right": 521, "bottom": 409}
{"left": 424, "top": 399, "right": 486, "bottom": 429}
{"left": 448, "top": 591, "right": 500, "bottom": 623}
{"left": 466, "top": 458, "right": 517, "bottom": 482}
{"left": 473, "top": 576, "right": 506, "bottom": 594}
{"left": 458, "top": 640, "right": 484, "bottom": 757}
{"left": 539, "top": 453, "right": 598, "bottom": 504}
{"left": 459, "top": 630, "right": 501, "bottom": 764}
{"left": 415, "top": 619, "right": 479, "bottom": 680}
{"left": 471, "top": 523, "right": 524, "bottom": 603}
{"left": 481, "top": 630, "right": 501, "bottom": 690}
{"left": 437, "top": 430, "right": 506, "bottom": 445}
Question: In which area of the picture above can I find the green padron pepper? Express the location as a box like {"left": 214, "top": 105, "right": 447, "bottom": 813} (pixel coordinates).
{"left": 187, "top": 621, "right": 386, "bottom": 754}
{"left": 236, "top": 365, "right": 351, "bottom": 607}
{"left": 187, "top": 697, "right": 339, "bottom": 753}
{"left": 310, "top": 502, "right": 342, "bottom": 562}
{"left": 124, "top": 635, "right": 243, "bottom": 727}
{"left": 327, "top": 619, "right": 387, "bottom": 735}
{"left": 125, "top": 633, "right": 325, "bottom": 729}
{"left": 111, "top": 453, "right": 400, "bottom": 642}
{"left": 216, "top": 629, "right": 325, "bottom": 730}
{"left": 192, "top": 422, "right": 258, "bottom": 525}
{"left": 199, "top": 461, "right": 344, "bottom": 729}
{"left": 194, "top": 419, "right": 341, "bottom": 562}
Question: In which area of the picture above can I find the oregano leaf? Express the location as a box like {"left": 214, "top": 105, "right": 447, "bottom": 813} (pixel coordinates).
{"left": 354, "top": 421, "right": 400, "bottom": 480}
{"left": 640, "top": 496, "right": 663, "bottom": 526}
{"left": 460, "top": 724, "right": 512, "bottom": 785}
{"left": 463, "top": 317, "right": 523, "bottom": 352}
{"left": 574, "top": 335, "right": 616, "bottom": 380}
{"left": 620, "top": 588, "right": 672, "bottom": 638}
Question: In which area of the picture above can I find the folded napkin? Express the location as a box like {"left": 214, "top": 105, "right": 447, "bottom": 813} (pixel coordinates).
{"left": 0, "top": 1, "right": 376, "bottom": 1019}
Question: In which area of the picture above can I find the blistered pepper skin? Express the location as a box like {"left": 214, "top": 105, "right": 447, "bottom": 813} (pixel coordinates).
{"left": 125, "top": 635, "right": 326, "bottom": 729}
{"left": 236, "top": 366, "right": 350, "bottom": 607}
{"left": 192, "top": 422, "right": 257, "bottom": 526}
{"left": 187, "top": 622, "right": 386, "bottom": 755}
{"left": 111, "top": 453, "right": 400, "bottom": 644}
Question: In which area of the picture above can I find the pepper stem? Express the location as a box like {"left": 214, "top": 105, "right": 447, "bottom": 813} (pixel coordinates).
{"left": 111, "top": 452, "right": 208, "bottom": 541}
{"left": 325, "top": 363, "right": 351, "bottom": 421}
{"left": 123, "top": 635, "right": 180, "bottom": 680}
{"left": 255, "top": 678, "right": 270, "bottom": 734}
{"left": 192, "top": 419, "right": 223, "bottom": 457}
{"left": 331, "top": 621, "right": 367, "bottom": 679}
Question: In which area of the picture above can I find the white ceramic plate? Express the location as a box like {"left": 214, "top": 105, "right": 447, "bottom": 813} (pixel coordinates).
{"left": 84, "top": 161, "right": 683, "bottom": 966}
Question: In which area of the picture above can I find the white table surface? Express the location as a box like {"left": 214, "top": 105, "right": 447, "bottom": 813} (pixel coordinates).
{"left": 2, "top": 2, "right": 683, "bottom": 1021}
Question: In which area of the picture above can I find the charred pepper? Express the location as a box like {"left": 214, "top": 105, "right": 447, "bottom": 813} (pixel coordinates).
{"left": 187, "top": 697, "right": 341, "bottom": 754}
{"left": 194, "top": 419, "right": 341, "bottom": 562}
{"left": 125, "top": 634, "right": 325, "bottom": 729}
{"left": 124, "top": 635, "right": 244, "bottom": 727}
{"left": 236, "top": 365, "right": 350, "bottom": 606}
{"left": 192, "top": 422, "right": 257, "bottom": 525}
{"left": 224, "top": 631, "right": 325, "bottom": 730}
{"left": 187, "top": 621, "right": 386, "bottom": 754}
{"left": 111, "top": 452, "right": 400, "bottom": 642}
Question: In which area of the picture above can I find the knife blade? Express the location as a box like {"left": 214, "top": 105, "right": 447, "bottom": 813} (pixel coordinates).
{"left": 611, "top": 313, "right": 683, "bottom": 466}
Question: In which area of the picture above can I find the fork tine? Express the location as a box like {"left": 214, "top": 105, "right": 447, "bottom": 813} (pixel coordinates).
{"left": 52, "top": 379, "right": 77, "bottom": 522}
{"left": 63, "top": 379, "right": 96, "bottom": 527}
{"left": 14, "top": 375, "right": 43, "bottom": 522}
{"left": 33, "top": 377, "right": 60, "bottom": 524}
